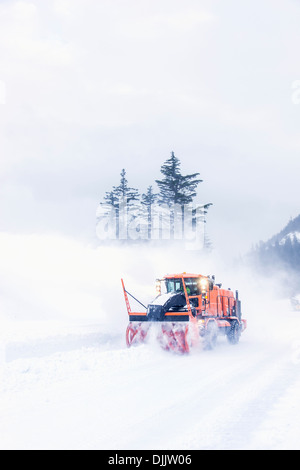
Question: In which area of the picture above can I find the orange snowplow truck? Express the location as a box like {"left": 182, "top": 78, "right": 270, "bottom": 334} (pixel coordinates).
{"left": 122, "top": 273, "right": 247, "bottom": 354}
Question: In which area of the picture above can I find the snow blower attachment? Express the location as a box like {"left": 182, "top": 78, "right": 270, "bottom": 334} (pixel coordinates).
{"left": 122, "top": 273, "right": 247, "bottom": 354}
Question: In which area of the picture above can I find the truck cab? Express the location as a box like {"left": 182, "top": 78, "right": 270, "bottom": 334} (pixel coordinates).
{"left": 161, "top": 273, "right": 239, "bottom": 318}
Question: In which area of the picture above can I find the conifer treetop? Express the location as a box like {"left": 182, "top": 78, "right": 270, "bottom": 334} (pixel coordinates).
{"left": 155, "top": 151, "right": 203, "bottom": 206}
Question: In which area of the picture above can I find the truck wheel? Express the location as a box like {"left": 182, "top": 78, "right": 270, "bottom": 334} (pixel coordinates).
{"left": 227, "top": 320, "right": 240, "bottom": 345}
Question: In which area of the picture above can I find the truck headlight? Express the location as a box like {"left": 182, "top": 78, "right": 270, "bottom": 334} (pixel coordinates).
{"left": 199, "top": 278, "right": 208, "bottom": 294}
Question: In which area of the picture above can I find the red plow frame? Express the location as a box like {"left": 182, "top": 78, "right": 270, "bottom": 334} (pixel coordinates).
{"left": 122, "top": 277, "right": 199, "bottom": 354}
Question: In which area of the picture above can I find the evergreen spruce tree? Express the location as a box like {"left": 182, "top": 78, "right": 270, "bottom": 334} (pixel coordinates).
{"left": 141, "top": 185, "right": 158, "bottom": 239}
{"left": 113, "top": 169, "right": 139, "bottom": 205}
{"left": 155, "top": 152, "right": 203, "bottom": 237}
{"left": 102, "top": 190, "right": 119, "bottom": 209}
{"left": 155, "top": 151, "right": 203, "bottom": 206}
{"left": 96, "top": 190, "right": 119, "bottom": 239}
{"left": 100, "top": 169, "right": 139, "bottom": 239}
{"left": 193, "top": 202, "right": 213, "bottom": 250}
{"left": 98, "top": 154, "right": 213, "bottom": 247}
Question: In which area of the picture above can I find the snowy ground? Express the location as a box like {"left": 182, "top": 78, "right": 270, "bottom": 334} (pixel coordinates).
{"left": 1, "top": 233, "right": 300, "bottom": 450}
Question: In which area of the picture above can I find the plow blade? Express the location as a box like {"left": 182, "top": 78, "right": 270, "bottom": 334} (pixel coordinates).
{"left": 125, "top": 322, "right": 150, "bottom": 347}
{"left": 158, "top": 322, "right": 190, "bottom": 354}
{"left": 126, "top": 320, "right": 191, "bottom": 354}
{"left": 122, "top": 278, "right": 199, "bottom": 354}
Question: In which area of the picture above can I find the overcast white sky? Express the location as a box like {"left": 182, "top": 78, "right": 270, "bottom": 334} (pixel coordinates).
{"left": 1, "top": 0, "right": 300, "bottom": 256}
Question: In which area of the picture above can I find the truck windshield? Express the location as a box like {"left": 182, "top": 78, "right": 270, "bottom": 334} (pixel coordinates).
{"left": 165, "top": 278, "right": 201, "bottom": 295}
{"left": 166, "top": 279, "right": 183, "bottom": 293}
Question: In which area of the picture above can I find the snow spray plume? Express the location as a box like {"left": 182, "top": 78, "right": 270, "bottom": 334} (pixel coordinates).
{"left": 0, "top": 232, "right": 297, "bottom": 352}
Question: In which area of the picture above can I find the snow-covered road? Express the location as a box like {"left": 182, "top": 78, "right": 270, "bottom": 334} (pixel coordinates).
{"left": 1, "top": 320, "right": 300, "bottom": 450}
